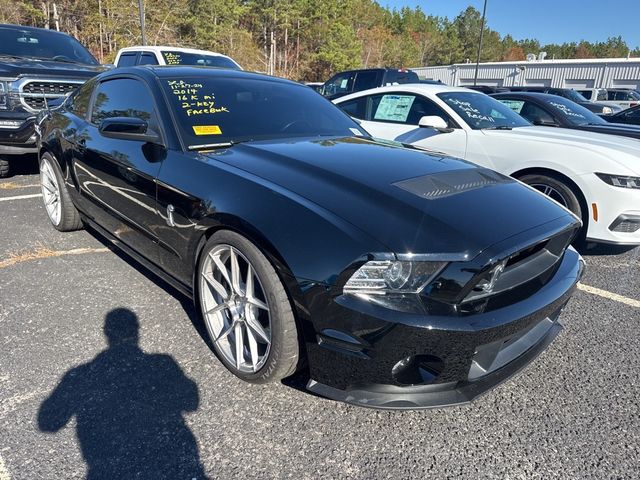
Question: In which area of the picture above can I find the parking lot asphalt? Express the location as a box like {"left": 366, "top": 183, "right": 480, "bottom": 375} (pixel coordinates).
{"left": 1, "top": 164, "right": 639, "bottom": 479}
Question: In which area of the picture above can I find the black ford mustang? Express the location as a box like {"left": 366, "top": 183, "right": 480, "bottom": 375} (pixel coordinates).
{"left": 492, "top": 91, "right": 640, "bottom": 140}
{"left": 37, "top": 66, "right": 584, "bottom": 409}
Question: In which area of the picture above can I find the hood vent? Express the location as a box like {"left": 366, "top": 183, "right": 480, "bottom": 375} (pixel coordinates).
{"left": 393, "top": 168, "right": 512, "bottom": 200}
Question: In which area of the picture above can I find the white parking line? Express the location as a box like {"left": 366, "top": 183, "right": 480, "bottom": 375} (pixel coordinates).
{"left": 578, "top": 283, "right": 640, "bottom": 309}
{"left": 0, "top": 454, "right": 11, "bottom": 480}
{"left": 0, "top": 193, "right": 42, "bottom": 202}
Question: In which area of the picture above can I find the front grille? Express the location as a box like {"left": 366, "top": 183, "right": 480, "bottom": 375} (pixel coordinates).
{"left": 22, "top": 81, "right": 79, "bottom": 95}
{"left": 19, "top": 80, "right": 83, "bottom": 112}
{"left": 422, "top": 223, "right": 579, "bottom": 315}
{"left": 24, "top": 97, "right": 48, "bottom": 110}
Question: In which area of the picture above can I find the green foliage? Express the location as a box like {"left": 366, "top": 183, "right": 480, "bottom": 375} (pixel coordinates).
{"left": 1, "top": 1, "right": 637, "bottom": 80}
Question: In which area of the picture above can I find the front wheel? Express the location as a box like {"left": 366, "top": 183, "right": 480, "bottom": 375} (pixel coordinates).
{"left": 197, "top": 230, "right": 300, "bottom": 383}
{"left": 519, "top": 173, "right": 586, "bottom": 242}
{"left": 0, "top": 156, "right": 9, "bottom": 178}
{"left": 519, "top": 173, "right": 583, "bottom": 217}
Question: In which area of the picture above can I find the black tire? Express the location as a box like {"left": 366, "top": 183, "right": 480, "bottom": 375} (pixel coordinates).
{"left": 519, "top": 173, "right": 583, "bottom": 217}
{"left": 197, "top": 230, "right": 299, "bottom": 383}
{"left": 39, "top": 152, "right": 83, "bottom": 232}
{"left": 519, "top": 173, "right": 586, "bottom": 242}
{"left": 0, "top": 156, "right": 9, "bottom": 178}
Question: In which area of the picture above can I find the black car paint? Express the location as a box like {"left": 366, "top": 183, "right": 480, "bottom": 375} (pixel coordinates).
{"left": 39, "top": 66, "right": 583, "bottom": 409}
{"left": 321, "top": 68, "right": 419, "bottom": 100}
{"left": 505, "top": 87, "right": 610, "bottom": 114}
{"left": 491, "top": 92, "right": 640, "bottom": 140}
{"left": 602, "top": 104, "right": 640, "bottom": 126}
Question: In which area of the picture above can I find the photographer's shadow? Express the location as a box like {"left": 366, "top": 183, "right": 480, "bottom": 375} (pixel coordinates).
{"left": 38, "top": 308, "right": 207, "bottom": 479}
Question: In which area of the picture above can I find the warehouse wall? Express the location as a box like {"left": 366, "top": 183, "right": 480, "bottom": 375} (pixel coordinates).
{"left": 412, "top": 59, "right": 640, "bottom": 89}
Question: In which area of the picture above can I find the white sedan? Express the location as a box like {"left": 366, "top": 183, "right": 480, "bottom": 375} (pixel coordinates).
{"left": 335, "top": 84, "right": 640, "bottom": 246}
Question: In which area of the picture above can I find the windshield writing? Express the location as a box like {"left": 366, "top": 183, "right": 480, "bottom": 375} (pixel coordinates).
{"left": 438, "top": 92, "right": 530, "bottom": 129}
{"left": 163, "top": 76, "right": 367, "bottom": 147}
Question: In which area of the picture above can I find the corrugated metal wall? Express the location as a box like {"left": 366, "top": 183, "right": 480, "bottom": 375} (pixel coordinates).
{"left": 413, "top": 59, "right": 640, "bottom": 89}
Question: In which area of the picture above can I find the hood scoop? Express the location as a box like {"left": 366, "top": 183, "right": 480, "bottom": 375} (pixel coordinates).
{"left": 393, "top": 168, "right": 513, "bottom": 200}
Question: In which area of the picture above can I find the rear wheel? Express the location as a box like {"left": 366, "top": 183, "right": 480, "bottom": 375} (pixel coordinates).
{"left": 0, "top": 156, "right": 9, "bottom": 178}
{"left": 197, "top": 230, "right": 299, "bottom": 383}
{"left": 39, "top": 152, "right": 83, "bottom": 231}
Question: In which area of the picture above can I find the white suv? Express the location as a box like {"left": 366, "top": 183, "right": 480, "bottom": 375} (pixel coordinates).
{"left": 114, "top": 46, "right": 241, "bottom": 70}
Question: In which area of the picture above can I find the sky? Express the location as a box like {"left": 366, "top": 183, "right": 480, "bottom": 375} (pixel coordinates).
{"left": 381, "top": 0, "right": 640, "bottom": 49}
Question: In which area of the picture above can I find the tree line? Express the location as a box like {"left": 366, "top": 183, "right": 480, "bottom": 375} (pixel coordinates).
{"left": 0, "top": 0, "right": 638, "bottom": 81}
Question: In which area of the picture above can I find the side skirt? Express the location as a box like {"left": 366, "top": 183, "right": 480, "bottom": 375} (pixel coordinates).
{"left": 81, "top": 215, "right": 194, "bottom": 300}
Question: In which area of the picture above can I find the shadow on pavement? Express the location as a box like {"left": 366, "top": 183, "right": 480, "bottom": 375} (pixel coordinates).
{"left": 5, "top": 153, "right": 39, "bottom": 177}
{"left": 38, "top": 308, "right": 208, "bottom": 479}
{"left": 577, "top": 242, "right": 638, "bottom": 257}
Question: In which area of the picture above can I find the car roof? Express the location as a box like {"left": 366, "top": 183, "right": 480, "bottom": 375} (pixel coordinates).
{"left": 117, "top": 45, "right": 233, "bottom": 58}
{"left": 335, "top": 83, "right": 475, "bottom": 100}
{"left": 492, "top": 92, "right": 567, "bottom": 102}
{"left": 101, "top": 65, "right": 299, "bottom": 86}
{"left": 0, "top": 23, "right": 75, "bottom": 38}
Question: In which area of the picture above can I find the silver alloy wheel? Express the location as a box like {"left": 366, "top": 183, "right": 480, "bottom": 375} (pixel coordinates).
{"left": 529, "top": 183, "right": 569, "bottom": 208}
{"left": 199, "top": 244, "right": 272, "bottom": 373}
{"left": 40, "top": 157, "right": 62, "bottom": 225}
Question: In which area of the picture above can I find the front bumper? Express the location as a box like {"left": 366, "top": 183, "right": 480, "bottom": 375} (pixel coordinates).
{"left": 304, "top": 247, "right": 584, "bottom": 410}
{"left": 0, "top": 113, "right": 38, "bottom": 154}
{"left": 581, "top": 173, "right": 640, "bottom": 245}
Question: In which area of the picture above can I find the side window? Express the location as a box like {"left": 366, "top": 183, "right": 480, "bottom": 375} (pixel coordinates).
{"left": 138, "top": 52, "right": 158, "bottom": 65}
{"left": 338, "top": 97, "right": 367, "bottom": 119}
{"left": 498, "top": 99, "right": 525, "bottom": 114}
{"left": 66, "top": 79, "right": 96, "bottom": 119}
{"left": 353, "top": 71, "right": 380, "bottom": 92}
{"left": 116, "top": 53, "right": 137, "bottom": 67}
{"left": 91, "top": 78, "right": 157, "bottom": 131}
{"left": 322, "top": 72, "right": 355, "bottom": 97}
{"left": 519, "top": 101, "right": 555, "bottom": 124}
{"left": 368, "top": 93, "right": 455, "bottom": 127}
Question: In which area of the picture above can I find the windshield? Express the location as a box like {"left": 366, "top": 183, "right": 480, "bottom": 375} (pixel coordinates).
{"left": 437, "top": 92, "right": 530, "bottom": 129}
{"left": 0, "top": 27, "right": 97, "bottom": 65}
{"left": 544, "top": 96, "right": 605, "bottom": 125}
{"left": 162, "top": 75, "right": 368, "bottom": 147}
{"left": 161, "top": 51, "right": 241, "bottom": 69}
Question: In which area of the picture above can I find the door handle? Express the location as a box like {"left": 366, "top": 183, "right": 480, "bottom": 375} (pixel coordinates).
{"left": 166, "top": 204, "right": 176, "bottom": 227}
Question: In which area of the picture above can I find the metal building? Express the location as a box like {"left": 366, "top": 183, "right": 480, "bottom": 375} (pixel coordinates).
{"left": 412, "top": 58, "right": 640, "bottom": 89}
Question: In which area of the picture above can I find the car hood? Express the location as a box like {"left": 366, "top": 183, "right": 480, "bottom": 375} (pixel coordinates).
{"left": 211, "top": 137, "right": 576, "bottom": 259}
{"left": 0, "top": 57, "right": 105, "bottom": 78}
{"left": 483, "top": 126, "right": 640, "bottom": 173}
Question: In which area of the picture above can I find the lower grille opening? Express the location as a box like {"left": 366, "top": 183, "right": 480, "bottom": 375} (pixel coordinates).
{"left": 392, "top": 355, "right": 444, "bottom": 385}
{"left": 609, "top": 215, "right": 640, "bottom": 233}
{"left": 468, "top": 313, "right": 559, "bottom": 380}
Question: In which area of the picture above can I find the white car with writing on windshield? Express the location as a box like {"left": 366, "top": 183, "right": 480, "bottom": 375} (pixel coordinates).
{"left": 335, "top": 84, "right": 640, "bottom": 246}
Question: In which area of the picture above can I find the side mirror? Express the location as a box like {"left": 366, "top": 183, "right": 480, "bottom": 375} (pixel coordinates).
{"left": 418, "top": 115, "right": 452, "bottom": 132}
{"left": 99, "top": 117, "right": 161, "bottom": 144}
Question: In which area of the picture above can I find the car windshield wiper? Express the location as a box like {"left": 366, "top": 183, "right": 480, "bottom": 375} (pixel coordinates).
{"left": 482, "top": 125, "right": 513, "bottom": 130}
{"left": 188, "top": 141, "right": 239, "bottom": 151}
{"left": 0, "top": 54, "right": 33, "bottom": 60}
